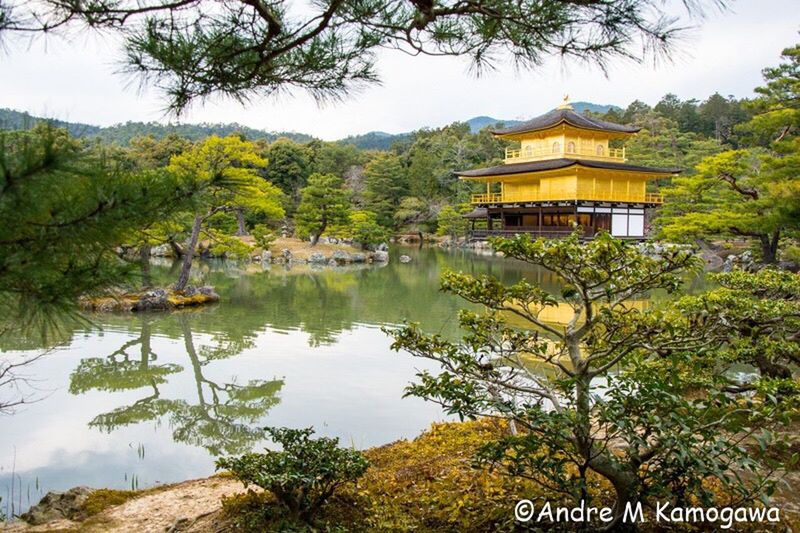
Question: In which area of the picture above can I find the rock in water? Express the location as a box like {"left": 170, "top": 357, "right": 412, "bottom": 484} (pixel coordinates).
{"left": 133, "top": 288, "right": 169, "bottom": 311}
{"left": 373, "top": 250, "right": 389, "bottom": 262}
{"left": 350, "top": 252, "right": 367, "bottom": 263}
{"left": 150, "top": 244, "right": 173, "bottom": 257}
{"left": 309, "top": 252, "right": 327, "bottom": 264}
{"left": 332, "top": 250, "right": 351, "bottom": 264}
{"left": 22, "top": 486, "right": 94, "bottom": 525}
{"left": 399, "top": 255, "right": 412, "bottom": 263}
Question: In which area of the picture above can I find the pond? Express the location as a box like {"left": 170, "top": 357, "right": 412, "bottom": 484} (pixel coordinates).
{"left": 0, "top": 246, "right": 708, "bottom": 515}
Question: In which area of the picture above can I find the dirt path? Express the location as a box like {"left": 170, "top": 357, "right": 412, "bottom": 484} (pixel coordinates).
{"left": 2, "top": 477, "right": 246, "bottom": 533}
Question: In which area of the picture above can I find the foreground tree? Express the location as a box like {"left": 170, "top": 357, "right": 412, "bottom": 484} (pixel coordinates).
{"left": 658, "top": 44, "right": 800, "bottom": 262}
{"left": 1, "top": 2, "right": 717, "bottom": 112}
{"left": 295, "top": 173, "right": 350, "bottom": 246}
{"left": 0, "top": 125, "right": 216, "bottom": 317}
{"left": 388, "top": 233, "right": 799, "bottom": 530}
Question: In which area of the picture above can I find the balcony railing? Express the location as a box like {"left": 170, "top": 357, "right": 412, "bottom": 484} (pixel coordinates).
{"left": 505, "top": 146, "right": 625, "bottom": 163}
{"left": 471, "top": 191, "right": 663, "bottom": 205}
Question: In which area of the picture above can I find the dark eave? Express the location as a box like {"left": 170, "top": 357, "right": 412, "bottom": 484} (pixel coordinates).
{"left": 456, "top": 158, "right": 681, "bottom": 178}
{"left": 490, "top": 108, "right": 640, "bottom": 136}
{"left": 462, "top": 207, "right": 488, "bottom": 219}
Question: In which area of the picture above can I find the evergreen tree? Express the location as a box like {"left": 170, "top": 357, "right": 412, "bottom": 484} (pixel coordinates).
{"left": 167, "top": 135, "right": 284, "bottom": 290}
{"left": 658, "top": 44, "right": 800, "bottom": 262}
{"left": 295, "top": 173, "right": 351, "bottom": 246}
{"left": 436, "top": 204, "right": 471, "bottom": 241}
{"left": 0, "top": 125, "right": 214, "bottom": 322}
{"left": 262, "top": 139, "right": 312, "bottom": 204}
{"left": 363, "top": 153, "right": 409, "bottom": 227}
{"left": 346, "top": 211, "right": 388, "bottom": 250}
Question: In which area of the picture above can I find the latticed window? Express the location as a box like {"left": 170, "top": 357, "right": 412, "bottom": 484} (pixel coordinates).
{"left": 552, "top": 141, "right": 561, "bottom": 153}
{"left": 596, "top": 145, "right": 605, "bottom": 155}
{"left": 524, "top": 145, "right": 533, "bottom": 156}
{"left": 567, "top": 141, "right": 576, "bottom": 153}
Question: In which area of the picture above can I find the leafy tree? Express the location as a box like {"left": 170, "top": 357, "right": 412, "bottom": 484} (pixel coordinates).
{"left": 394, "top": 196, "right": 435, "bottom": 240}
{"left": 623, "top": 112, "right": 723, "bottom": 179}
{"left": 659, "top": 45, "right": 800, "bottom": 263}
{"left": 363, "top": 153, "right": 408, "bottom": 227}
{"left": 308, "top": 141, "right": 362, "bottom": 178}
{"left": 436, "top": 204, "right": 470, "bottom": 241}
{"left": 388, "top": 233, "right": 799, "bottom": 529}
{"left": 261, "top": 138, "right": 312, "bottom": 203}
{"left": 621, "top": 99, "right": 652, "bottom": 123}
{"left": 295, "top": 173, "right": 350, "bottom": 246}
{"left": 217, "top": 426, "right": 369, "bottom": 524}
{"left": 347, "top": 210, "right": 388, "bottom": 250}
{"left": 167, "top": 135, "right": 284, "bottom": 290}
{"left": 126, "top": 133, "right": 192, "bottom": 170}
{"left": 1, "top": 2, "right": 712, "bottom": 112}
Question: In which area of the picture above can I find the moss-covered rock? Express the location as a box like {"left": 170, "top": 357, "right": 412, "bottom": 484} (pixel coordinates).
{"left": 79, "top": 286, "right": 219, "bottom": 312}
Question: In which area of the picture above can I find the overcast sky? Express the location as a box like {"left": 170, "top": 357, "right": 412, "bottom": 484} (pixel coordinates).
{"left": 1, "top": 0, "right": 798, "bottom": 140}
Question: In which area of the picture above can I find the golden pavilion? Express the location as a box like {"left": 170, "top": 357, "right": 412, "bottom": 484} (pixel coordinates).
{"left": 458, "top": 98, "right": 678, "bottom": 239}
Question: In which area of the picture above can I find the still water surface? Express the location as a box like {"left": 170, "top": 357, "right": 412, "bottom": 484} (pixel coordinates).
{"left": 0, "top": 246, "right": 707, "bottom": 514}
{"left": 0, "top": 246, "right": 556, "bottom": 512}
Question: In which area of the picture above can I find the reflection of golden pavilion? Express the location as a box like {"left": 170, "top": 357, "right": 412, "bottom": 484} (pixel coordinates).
{"left": 503, "top": 300, "right": 650, "bottom": 329}
{"left": 459, "top": 97, "right": 679, "bottom": 240}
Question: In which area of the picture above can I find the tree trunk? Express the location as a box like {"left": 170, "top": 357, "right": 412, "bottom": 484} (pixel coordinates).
{"left": 310, "top": 218, "right": 327, "bottom": 247}
{"left": 760, "top": 231, "right": 780, "bottom": 264}
{"left": 139, "top": 244, "right": 152, "bottom": 288}
{"left": 168, "top": 239, "right": 184, "bottom": 258}
{"left": 234, "top": 208, "right": 248, "bottom": 236}
{"left": 175, "top": 214, "right": 203, "bottom": 292}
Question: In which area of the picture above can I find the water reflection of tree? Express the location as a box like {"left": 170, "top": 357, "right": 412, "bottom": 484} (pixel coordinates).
{"left": 69, "top": 315, "right": 283, "bottom": 456}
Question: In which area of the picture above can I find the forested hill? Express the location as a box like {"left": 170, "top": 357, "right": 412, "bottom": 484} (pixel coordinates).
{"left": 0, "top": 108, "right": 314, "bottom": 145}
{"left": 0, "top": 101, "right": 622, "bottom": 150}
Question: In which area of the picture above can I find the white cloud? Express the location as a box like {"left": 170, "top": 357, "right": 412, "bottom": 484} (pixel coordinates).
{"left": 0, "top": 0, "right": 797, "bottom": 140}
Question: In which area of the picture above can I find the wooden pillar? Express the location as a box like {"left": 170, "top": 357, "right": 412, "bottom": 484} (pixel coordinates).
{"left": 501, "top": 207, "right": 505, "bottom": 231}
{"left": 538, "top": 206, "right": 542, "bottom": 235}
{"left": 487, "top": 211, "right": 493, "bottom": 231}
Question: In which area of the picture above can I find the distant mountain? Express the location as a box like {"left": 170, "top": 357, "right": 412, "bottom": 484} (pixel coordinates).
{"left": 0, "top": 108, "right": 102, "bottom": 137}
{"left": 0, "top": 108, "right": 314, "bottom": 145}
{"left": 570, "top": 101, "right": 622, "bottom": 115}
{"left": 465, "top": 116, "right": 523, "bottom": 133}
{"left": 464, "top": 103, "right": 621, "bottom": 133}
{"left": 1, "top": 101, "right": 623, "bottom": 149}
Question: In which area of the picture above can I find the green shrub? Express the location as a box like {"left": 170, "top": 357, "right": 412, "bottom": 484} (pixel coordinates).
{"left": 781, "top": 243, "right": 800, "bottom": 263}
{"left": 83, "top": 489, "right": 141, "bottom": 516}
{"left": 251, "top": 224, "right": 277, "bottom": 250}
{"left": 217, "top": 427, "right": 368, "bottom": 524}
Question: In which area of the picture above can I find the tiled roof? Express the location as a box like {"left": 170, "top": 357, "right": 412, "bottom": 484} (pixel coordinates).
{"left": 456, "top": 158, "right": 680, "bottom": 178}
{"left": 491, "top": 108, "right": 640, "bottom": 136}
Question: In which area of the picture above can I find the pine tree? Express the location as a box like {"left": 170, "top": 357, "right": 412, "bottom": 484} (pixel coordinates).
{"left": 295, "top": 173, "right": 350, "bottom": 246}
{"left": 363, "top": 153, "right": 408, "bottom": 227}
